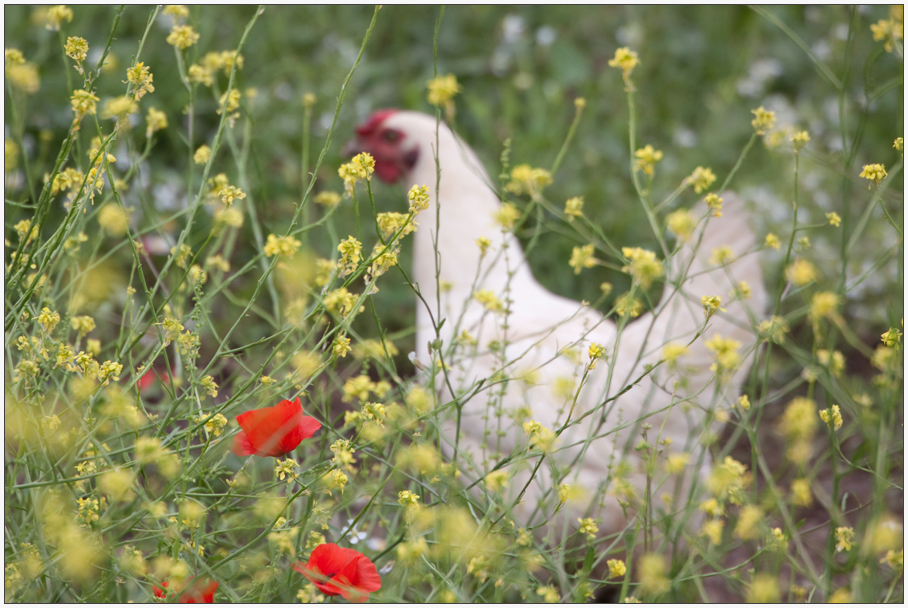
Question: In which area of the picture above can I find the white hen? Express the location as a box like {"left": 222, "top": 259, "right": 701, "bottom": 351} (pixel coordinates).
{"left": 347, "top": 109, "right": 766, "bottom": 539}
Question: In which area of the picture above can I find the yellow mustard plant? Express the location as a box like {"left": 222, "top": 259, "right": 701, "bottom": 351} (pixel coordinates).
{"left": 167, "top": 24, "right": 200, "bottom": 50}
{"left": 819, "top": 404, "right": 843, "bottom": 431}
{"left": 607, "top": 559, "right": 626, "bottom": 579}
{"left": 704, "top": 192, "right": 723, "bottom": 217}
{"left": 193, "top": 145, "right": 211, "bottom": 164}
{"left": 785, "top": 259, "right": 819, "bottom": 286}
{"left": 494, "top": 202, "right": 523, "bottom": 230}
{"left": 506, "top": 164, "right": 552, "bottom": 197}
{"left": 859, "top": 163, "right": 887, "bottom": 187}
{"left": 569, "top": 244, "right": 597, "bottom": 274}
{"left": 689, "top": 166, "right": 716, "bottom": 194}
{"left": 564, "top": 196, "right": 584, "bottom": 221}
{"left": 701, "top": 519, "right": 724, "bottom": 545}
{"left": 64, "top": 36, "right": 88, "bottom": 63}
{"left": 634, "top": 144, "right": 663, "bottom": 176}
{"left": 667, "top": 208, "right": 696, "bottom": 242}
{"left": 621, "top": 247, "right": 664, "bottom": 287}
{"left": 750, "top": 106, "right": 776, "bottom": 135}
{"left": 835, "top": 526, "right": 855, "bottom": 552}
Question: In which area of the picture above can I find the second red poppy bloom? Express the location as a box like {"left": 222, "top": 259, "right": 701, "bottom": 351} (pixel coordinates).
{"left": 293, "top": 543, "right": 382, "bottom": 603}
{"left": 233, "top": 397, "right": 321, "bottom": 457}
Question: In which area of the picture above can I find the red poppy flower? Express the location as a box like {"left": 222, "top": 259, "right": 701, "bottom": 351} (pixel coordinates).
{"left": 138, "top": 369, "right": 170, "bottom": 393}
{"left": 293, "top": 543, "right": 382, "bottom": 603}
{"left": 153, "top": 578, "right": 219, "bottom": 603}
{"left": 232, "top": 397, "right": 321, "bottom": 458}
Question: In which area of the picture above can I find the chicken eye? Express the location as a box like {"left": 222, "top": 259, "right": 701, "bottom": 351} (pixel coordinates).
{"left": 382, "top": 130, "right": 400, "bottom": 143}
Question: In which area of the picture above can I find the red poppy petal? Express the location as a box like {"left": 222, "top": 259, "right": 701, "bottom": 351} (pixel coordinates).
{"left": 348, "top": 554, "right": 382, "bottom": 593}
{"left": 235, "top": 404, "right": 296, "bottom": 457}
{"left": 279, "top": 414, "right": 321, "bottom": 454}
{"left": 232, "top": 430, "right": 256, "bottom": 456}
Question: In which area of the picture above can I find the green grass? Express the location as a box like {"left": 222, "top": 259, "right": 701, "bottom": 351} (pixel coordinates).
{"left": 4, "top": 5, "right": 903, "bottom": 603}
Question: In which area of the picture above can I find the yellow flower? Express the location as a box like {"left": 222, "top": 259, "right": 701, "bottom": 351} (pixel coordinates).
{"left": 707, "top": 456, "right": 749, "bottom": 505}
{"left": 569, "top": 244, "right": 597, "bottom": 274}
{"left": 314, "top": 190, "right": 341, "bottom": 207}
{"left": 126, "top": 61, "right": 155, "bottom": 100}
{"left": 522, "top": 420, "right": 556, "bottom": 452}
{"left": 6, "top": 62, "right": 40, "bottom": 94}
{"left": 167, "top": 24, "right": 200, "bottom": 50}
{"left": 564, "top": 196, "right": 584, "bottom": 221}
{"left": 43, "top": 5, "right": 74, "bottom": 31}
{"left": 37, "top": 307, "right": 61, "bottom": 333}
{"left": 637, "top": 553, "right": 668, "bottom": 596}
{"left": 621, "top": 247, "right": 664, "bottom": 287}
{"left": 332, "top": 335, "right": 352, "bottom": 358}
{"left": 577, "top": 517, "right": 598, "bottom": 539}
{"left": 709, "top": 245, "right": 735, "bottom": 266}
{"left": 790, "top": 130, "right": 810, "bottom": 152}
{"left": 506, "top": 165, "right": 552, "bottom": 197}
{"left": 764, "top": 232, "right": 780, "bottom": 250}
{"left": 634, "top": 145, "right": 663, "bottom": 176}
{"left": 785, "top": 259, "right": 819, "bottom": 286}
{"left": 615, "top": 292, "right": 642, "bottom": 318}
{"left": 790, "top": 478, "right": 812, "bottom": 507}
{"left": 217, "top": 89, "right": 242, "bottom": 115}
{"left": 101, "top": 95, "right": 138, "bottom": 121}
{"left": 98, "top": 204, "right": 131, "bottom": 237}
{"left": 870, "top": 17, "right": 903, "bottom": 52}
{"left": 193, "top": 145, "right": 211, "bottom": 165}
{"left": 699, "top": 498, "right": 724, "bottom": 517}
{"left": 408, "top": 184, "right": 430, "bottom": 214}
{"left": 895, "top": 137, "right": 904, "bottom": 152}
{"left": 264, "top": 234, "right": 301, "bottom": 258}
{"left": 859, "top": 163, "right": 887, "bottom": 187}
{"left": 825, "top": 211, "right": 841, "bottom": 227}
{"left": 881, "top": 549, "right": 903, "bottom": 570}
{"left": 588, "top": 343, "right": 605, "bottom": 368}
{"left": 607, "top": 559, "right": 626, "bottom": 579}
{"left": 145, "top": 107, "right": 168, "bottom": 138}
{"left": 748, "top": 574, "right": 780, "bottom": 603}
{"left": 537, "top": 585, "right": 560, "bottom": 603}
{"left": 662, "top": 342, "right": 688, "bottom": 365}
{"left": 426, "top": 74, "right": 462, "bottom": 107}
{"left": 704, "top": 192, "right": 723, "bottom": 217}
{"left": 608, "top": 47, "right": 639, "bottom": 75}
{"left": 809, "top": 291, "right": 839, "bottom": 321}
{"left": 558, "top": 483, "right": 581, "bottom": 505}
{"left": 665, "top": 452, "right": 689, "bottom": 475}
{"left": 701, "top": 294, "right": 725, "bottom": 317}
{"left": 757, "top": 316, "right": 789, "bottom": 344}
{"left": 750, "top": 106, "right": 776, "bottom": 135}
{"left": 666, "top": 208, "right": 696, "bottom": 242}
{"left": 336, "top": 236, "right": 362, "bottom": 276}
{"left": 689, "top": 167, "right": 717, "bottom": 194}
{"left": 881, "top": 327, "right": 902, "bottom": 347}
{"left": 835, "top": 526, "right": 854, "bottom": 552}
{"left": 735, "top": 504, "right": 763, "bottom": 540}
{"left": 819, "top": 404, "right": 843, "bottom": 431}
{"left": 64, "top": 36, "right": 88, "bottom": 62}
{"left": 701, "top": 519, "right": 724, "bottom": 545}
{"left": 494, "top": 202, "right": 523, "bottom": 230}
{"left": 188, "top": 64, "right": 213, "bottom": 86}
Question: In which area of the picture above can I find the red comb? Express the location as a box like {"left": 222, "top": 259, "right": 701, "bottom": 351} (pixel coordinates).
{"left": 355, "top": 109, "right": 397, "bottom": 136}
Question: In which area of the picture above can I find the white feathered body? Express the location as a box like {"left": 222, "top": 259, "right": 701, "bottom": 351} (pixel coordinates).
{"left": 379, "top": 111, "right": 765, "bottom": 535}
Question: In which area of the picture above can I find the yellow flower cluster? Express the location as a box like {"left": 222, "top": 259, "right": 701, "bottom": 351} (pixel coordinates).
{"left": 635, "top": 145, "right": 663, "bottom": 176}
{"left": 819, "top": 404, "right": 843, "bottom": 431}
{"left": 314, "top": 190, "right": 341, "bottom": 206}
{"left": 785, "top": 259, "right": 819, "bottom": 286}
{"left": 750, "top": 106, "right": 776, "bottom": 135}
{"left": 337, "top": 235, "right": 362, "bottom": 276}
{"left": 426, "top": 74, "right": 462, "bottom": 106}
{"left": 621, "top": 247, "right": 664, "bottom": 287}
{"left": 473, "top": 289, "right": 505, "bottom": 313}
{"left": 338, "top": 152, "right": 375, "bottom": 196}
{"left": 506, "top": 164, "right": 553, "bottom": 197}
{"left": 167, "top": 24, "right": 200, "bottom": 50}
{"left": 608, "top": 47, "right": 639, "bottom": 81}
{"left": 704, "top": 192, "right": 723, "bottom": 217}
{"left": 64, "top": 36, "right": 88, "bottom": 63}
{"left": 569, "top": 244, "right": 597, "bottom": 275}
{"left": 859, "top": 163, "right": 887, "bottom": 187}
{"left": 263, "top": 234, "right": 301, "bottom": 258}
{"left": 494, "top": 202, "right": 522, "bottom": 230}
{"left": 126, "top": 61, "right": 155, "bottom": 101}
{"left": 522, "top": 420, "right": 556, "bottom": 453}
{"left": 689, "top": 166, "right": 716, "bottom": 194}
{"left": 778, "top": 396, "right": 817, "bottom": 465}
{"left": 870, "top": 6, "right": 903, "bottom": 53}
{"left": 666, "top": 208, "right": 696, "bottom": 242}
{"left": 563, "top": 196, "right": 584, "bottom": 221}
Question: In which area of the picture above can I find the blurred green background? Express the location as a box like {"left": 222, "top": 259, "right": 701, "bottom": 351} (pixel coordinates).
{"left": 5, "top": 4, "right": 903, "bottom": 361}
